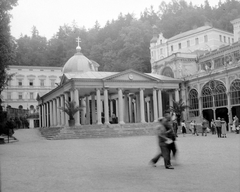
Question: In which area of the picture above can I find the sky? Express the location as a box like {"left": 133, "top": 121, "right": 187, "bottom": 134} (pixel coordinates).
{"left": 10, "top": 0, "right": 221, "bottom": 40}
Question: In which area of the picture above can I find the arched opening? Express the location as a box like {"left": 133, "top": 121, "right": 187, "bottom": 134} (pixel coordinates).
{"left": 18, "top": 105, "right": 23, "bottom": 109}
{"left": 202, "top": 80, "right": 227, "bottom": 122}
{"left": 230, "top": 79, "right": 240, "bottom": 119}
{"left": 30, "top": 105, "right": 34, "bottom": 110}
{"left": 161, "top": 67, "right": 174, "bottom": 78}
{"left": 188, "top": 89, "right": 199, "bottom": 117}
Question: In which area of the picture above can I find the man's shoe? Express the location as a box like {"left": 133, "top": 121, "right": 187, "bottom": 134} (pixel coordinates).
{"left": 166, "top": 166, "right": 174, "bottom": 169}
{"left": 149, "top": 161, "right": 156, "bottom": 167}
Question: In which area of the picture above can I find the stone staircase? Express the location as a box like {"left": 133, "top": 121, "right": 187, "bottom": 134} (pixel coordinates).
{"left": 39, "top": 122, "right": 158, "bottom": 140}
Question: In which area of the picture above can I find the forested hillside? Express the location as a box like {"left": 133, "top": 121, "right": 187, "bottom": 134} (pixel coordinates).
{"left": 14, "top": 0, "right": 240, "bottom": 73}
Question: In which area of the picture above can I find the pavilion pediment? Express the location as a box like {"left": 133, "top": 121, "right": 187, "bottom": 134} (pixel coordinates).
{"left": 103, "top": 69, "right": 158, "bottom": 82}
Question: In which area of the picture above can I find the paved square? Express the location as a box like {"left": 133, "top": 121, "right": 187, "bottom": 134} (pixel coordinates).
{"left": 1, "top": 129, "right": 240, "bottom": 192}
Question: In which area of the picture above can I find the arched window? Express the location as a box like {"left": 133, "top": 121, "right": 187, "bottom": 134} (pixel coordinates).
{"left": 18, "top": 105, "right": 23, "bottom": 109}
{"left": 30, "top": 105, "right": 34, "bottom": 110}
{"left": 230, "top": 79, "right": 240, "bottom": 105}
{"left": 161, "top": 67, "right": 174, "bottom": 78}
{"left": 201, "top": 80, "right": 227, "bottom": 108}
{"left": 189, "top": 89, "right": 199, "bottom": 117}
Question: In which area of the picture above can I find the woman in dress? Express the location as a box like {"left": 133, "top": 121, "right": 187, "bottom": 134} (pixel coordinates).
{"left": 221, "top": 118, "right": 227, "bottom": 138}
{"left": 181, "top": 120, "right": 187, "bottom": 137}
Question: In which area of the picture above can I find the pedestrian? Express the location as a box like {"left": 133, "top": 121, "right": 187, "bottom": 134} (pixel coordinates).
{"left": 164, "top": 114, "right": 177, "bottom": 162}
{"left": 202, "top": 118, "right": 208, "bottom": 136}
{"left": 172, "top": 119, "right": 178, "bottom": 137}
{"left": 5, "top": 118, "right": 17, "bottom": 141}
{"left": 234, "top": 116, "right": 239, "bottom": 134}
{"left": 215, "top": 117, "right": 222, "bottom": 138}
{"left": 190, "top": 120, "right": 195, "bottom": 134}
{"left": 149, "top": 117, "right": 164, "bottom": 167}
{"left": 210, "top": 119, "right": 216, "bottom": 134}
{"left": 150, "top": 117, "right": 174, "bottom": 169}
{"left": 193, "top": 120, "right": 199, "bottom": 136}
{"left": 181, "top": 120, "right": 187, "bottom": 136}
{"left": 232, "top": 117, "right": 236, "bottom": 133}
{"left": 221, "top": 118, "right": 227, "bottom": 138}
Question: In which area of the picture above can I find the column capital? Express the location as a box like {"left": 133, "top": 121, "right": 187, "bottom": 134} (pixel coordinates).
{"left": 139, "top": 88, "right": 145, "bottom": 91}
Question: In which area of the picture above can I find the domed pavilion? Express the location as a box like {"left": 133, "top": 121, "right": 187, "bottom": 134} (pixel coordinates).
{"left": 38, "top": 38, "right": 181, "bottom": 127}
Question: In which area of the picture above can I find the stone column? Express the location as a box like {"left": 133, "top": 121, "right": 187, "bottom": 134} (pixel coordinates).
{"left": 42, "top": 104, "right": 45, "bottom": 127}
{"left": 147, "top": 101, "right": 150, "bottom": 122}
{"left": 52, "top": 99, "right": 56, "bottom": 126}
{"left": 64, "top": 92, "right": 69, "bottom": 126}
{"left": 115, "top": 99, "right": 119, "bottom": 117}
{"left": 118, "top": 88, "right": 124, "bottom": 124}
{"left": 135, "top": 93, "right": 140, "bottom": 122}
{"left": 153, "top": 89, "right": 158, "bottom": 122}
{"left": 74, "top": 89, "right": 80, "bottom": 126}
{"left": 96, "top": 89, "right": 102, "bottom": 125}
{"left": 129, "top": 95, "right": 133, "bottom": 123}
{"left": 39, "top": 105, "right": 42, "bottom": 127}
{"left": 46, "top": 102, "right": 49, "bottom": 127}
{"left": 91, "top": 93, "right": 96, "bottom": 124}
{"left": 104, "top": 88, "right": 110, "bottom": 124}
{"left": 60, "top": 95, "right": 65, "bottom": 126}
{"left": 169, "top": 91, "right": 173, "bottom": 108}
{"left": 158, "top": 89, "right": 163, "bottom": 118}
{"left": 70, "top": 90, "right": 74, "bottom": 101}
{"left": 86, "top": 96, "right": 90, "bottom": 125}
{"left": 197, "top": 83, "right": 202, "bottom": 118}
{"left": 140, "top": 88, "right": 146, "bottom": 123}
{"left": 226, "top": 76, "right": 232, "bottom": 129}
{"left": 56, "top": 97, "right": 60, "bottom": 126}
{"left": 175, "top": 89, "right": 180, "bottom": 102}
{"left": 150, "top": 96, "right": 154, "bottom": 122}
{"left": 110, "top": 100, "right": 113, "bottom": 117}
{"left": 49, "top": 100, "right": 53, "bottom": 127}
{"left": 124, "top": 93, "right": 129, "bottom": 123}
{"left": 81, "top": 98, "right": 86, "bottom": 125}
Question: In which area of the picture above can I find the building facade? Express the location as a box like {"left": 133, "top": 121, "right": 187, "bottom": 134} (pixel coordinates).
{"left": 1, "top": 65, "right": 62, "bottom": 111}
{"left": 150, "top": 18, "right": 240, "bottom": 126}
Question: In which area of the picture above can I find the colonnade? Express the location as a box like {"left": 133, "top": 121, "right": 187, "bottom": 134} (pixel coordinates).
{"left": 39, "top": 88, "right": 180, "bottom": 128}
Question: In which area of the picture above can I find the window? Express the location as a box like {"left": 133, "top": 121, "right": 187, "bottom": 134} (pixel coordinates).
{"left": 18, "top": 69, "right": 22, "bottom": 71}
{"left": 51, "top": 80, "right": 55, "bottom": 87}
{"left": 29, "top": 69, "right": 33, "bottom": 71}
{"left": 8, "top": 80, "right": 11, "bottom": 86}
{"left": 204, "top": 35, "right": 208, "bottom": 42}
{"left": 51, "top": 70, "right": 54, "bottom": 72}
{"left": 40, "top": 80, "right": 44, "bottom": 87}
{"left": 18, "top": 92, "right": 23, "bottom": 100}
{"left": 30, "top": 92, "right": 34, "bottom": 100}
{"left": 232, "top": 38, "right": 234, "bottom": 43}
{"left": 189, "top": 89, "right": 199, "bottom": 117}
{"left": 187, "top": 40, "right": 190, "bottom": 47}
{"left": 7, "top": 92, "right": 11, "bottom": 100}
{"left": 160, "top": 48, "right": 163, "bottom": 54}
{"left": 230, "top": 79, "right": 240, "bottom": 105}
{"left": 171, "top": 45, "right": 174, "bottom": 52}
{"left": 224, "top": 36, "right": 226, "bottom": 43}
{"left": 29, "top": 80, "right": 33, "bottom": 86}
{"left": 178, "top": 43, "right": 181, "bottom": 49}
{"left": 219, "top": 35, "right": 222, "bottom": 42}
{"left": 195, "top": 38, "right": 199, "bottom": 45}
{"left": 18, "top": 80, "right": 22, "bottom": 86}
{"left": 228, "top": 37, "right": 231, "bottom": 44}
{"left": 40, "top": 69, "right": 44, "bottom": 71}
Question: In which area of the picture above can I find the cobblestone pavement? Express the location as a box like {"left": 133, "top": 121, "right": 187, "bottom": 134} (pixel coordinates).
{"left": 0, "top": 129, "right": 240, "bottom": 192}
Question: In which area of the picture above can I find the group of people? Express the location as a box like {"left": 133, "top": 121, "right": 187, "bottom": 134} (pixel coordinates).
{"left": 149, "top": 114, "right": 177, "bottom": 169}
{"left": 210, "top": 118, "right": 227, "bottom": 138}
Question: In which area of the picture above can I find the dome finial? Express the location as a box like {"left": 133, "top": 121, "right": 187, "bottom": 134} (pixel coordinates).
{"left": 76, "top": 37, "right": 81, "bottom": 52}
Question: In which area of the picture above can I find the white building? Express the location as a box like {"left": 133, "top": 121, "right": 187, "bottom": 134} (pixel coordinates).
{"left": 1, "top": 65, "right": 62, "bottom": 110}
{"left": 150, "top": 24, "right": 234, "bottom": 65}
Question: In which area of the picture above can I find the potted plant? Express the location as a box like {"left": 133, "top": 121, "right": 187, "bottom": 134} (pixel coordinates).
{"left": 169, "top": 99, "right": 188, "bottom": 125}
{"left": 59, "top": 100, "right": 83, "bottom": 127}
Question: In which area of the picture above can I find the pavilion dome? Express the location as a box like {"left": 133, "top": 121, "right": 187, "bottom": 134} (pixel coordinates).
{"left": 62, "top": 44, "right": 99, "bottom": 74}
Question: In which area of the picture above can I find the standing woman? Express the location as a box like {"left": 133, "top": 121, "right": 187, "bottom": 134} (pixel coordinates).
{"left": 221, "top": 118, "right": 227, "bottom": 138}
{"left": 181, "top": 120, "right": 187, "bottom": 137}
{"left": 232, "top": 117, "right": 236, "bottom": 133}
{"left": 210, "top": 119, "right": 216, "bottom": 134}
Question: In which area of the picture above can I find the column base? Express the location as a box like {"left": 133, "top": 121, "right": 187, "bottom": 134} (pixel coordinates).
{"left": 141, "top": 121, "right": 146, "bottom": 123}
{"left": 154, "top": 120, "right": 158, "bottom": 123}
{"left": 104, "top": 122, "right": 110, "bottom": 125}
{"left": 75, "top": 123, "right": 81, "bottom": 126}
{"left": 119, "top": 121, "right": 125, "bottom": 124}
{"left": 97, "top": 122, "right": 102, "bottom": 125}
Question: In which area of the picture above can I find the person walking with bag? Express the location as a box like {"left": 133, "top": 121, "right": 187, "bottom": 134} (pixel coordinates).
{"left": 181, "top": 120, "right": 187, "bottom": 137}
{"left": 215, "top": 117, "right": 222, "bottom": 138}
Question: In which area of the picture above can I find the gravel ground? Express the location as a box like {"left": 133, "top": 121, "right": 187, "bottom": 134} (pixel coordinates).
{"left": 0, "top": 129, "right": 240, "bottom": 192}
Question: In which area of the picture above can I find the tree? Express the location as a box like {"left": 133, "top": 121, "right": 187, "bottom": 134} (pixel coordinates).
{"left": 169, "top": 99, "right": 188, "bottom": 125}
{"left": 0, "top": 0, "right": 18, "bottom": 107}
